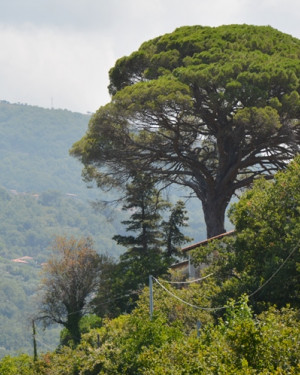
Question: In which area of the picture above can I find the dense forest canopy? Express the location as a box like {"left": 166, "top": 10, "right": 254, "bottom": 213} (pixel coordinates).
{"left": 72, "top": 24, "right": 300, "bottom": 237}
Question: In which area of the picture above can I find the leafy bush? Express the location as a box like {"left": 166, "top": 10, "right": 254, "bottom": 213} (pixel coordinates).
{"left": 0, "top": 354, "right": 34, "bottom": 375}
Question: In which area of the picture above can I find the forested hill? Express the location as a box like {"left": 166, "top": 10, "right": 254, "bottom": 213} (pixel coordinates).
{"left": 0, "top": 100, "right": 209, "bottom": 241}
{"left": 0, "top": 100, "right": 208, "bottom": 357}
{"left": 0, "top": 101, "right": 136, "bottom": 260}
{"left": 0, "top": 100, "right": 95, "bottom": 196}
{"left": 0, "top": 101, "right": 125, "bottom": 357}
{"left": 0, "top": 186, "right": 123, "bottom": 358}
{"left": 0, "top": 100, "right": 207, "bottom": 252}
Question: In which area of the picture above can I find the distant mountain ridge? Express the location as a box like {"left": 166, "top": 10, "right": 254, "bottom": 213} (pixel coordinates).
{"left": 0, "top": 100, "right": 95, "bottom": 197}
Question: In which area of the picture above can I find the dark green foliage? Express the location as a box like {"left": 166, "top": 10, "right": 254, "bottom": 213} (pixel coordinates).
{"left": 59, "top": 315, "right": 102, "bottom": 347}
{"left": 112, "top": 174, "right": 168, "bottom": 253}
{"left": 93, "top": 174, "right": 191, "bottom": 316}
{"left": 193, "top": 156, "right": 300, "bottom": 312}
{"left": 110, "top": 174, "right": 170, "bottom": 314}
{"left": 8, "top": 294, "right": 299, "bottom": 374}
{"left": 72, "top": 24, "right": 300, "bottom": 238}
{"left": 162, "top": 200, "right": 192, "bottom": 257}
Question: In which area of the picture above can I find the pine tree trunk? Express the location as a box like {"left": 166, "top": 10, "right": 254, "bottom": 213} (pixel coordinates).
{"left": 202, "top": 194, "right": 228, "bottom": 239}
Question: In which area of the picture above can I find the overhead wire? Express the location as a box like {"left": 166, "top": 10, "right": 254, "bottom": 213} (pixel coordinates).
{"left": 93, "top": 290, "right": 140, "bottom": 308}
{"left": 248, "top": 240, "right": 300, "bottom": 298}
{"left": 152, "top": 240, "right": 300, "bottom": 311}
{"left": 34, "top": 336, "right": 56, "bottom": 352}
{"left": 153, "top": 276, "right": 225, "bottom": 311}
{"left": 36, "top": 241, "right": 300, "bottom": 327}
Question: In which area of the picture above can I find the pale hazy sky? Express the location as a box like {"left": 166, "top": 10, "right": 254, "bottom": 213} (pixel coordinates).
{"left": 0, "top": 0, "right": 299, "bottom": 113}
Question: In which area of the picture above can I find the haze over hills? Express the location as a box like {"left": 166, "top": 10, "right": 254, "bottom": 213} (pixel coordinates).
{"left": 0, "top": 100, "right": 94, "bottom": 196}
{"left": 0, "top": 100, "right": 220, "bottom": 357}
{"left": 0, "top": 100, "right": 128, "bottom": 357}
{"left": 0, "top": 99, "right": 209, "bottom": 241}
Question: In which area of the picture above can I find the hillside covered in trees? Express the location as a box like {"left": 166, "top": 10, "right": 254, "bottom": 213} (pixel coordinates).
{"left": 0, "top": 101, "right": 208, "bottom": 357}
{"left": 0, "top": 101, "right": 128, "bottom": 357}
{"left": 0, "top": 100, "right": 94, "bottom": 196}
{"left": 0, "top": 186, "right": 123, "bottom": 357}
{"left": 0, "top": 102, "right": 123, "bottom": 356}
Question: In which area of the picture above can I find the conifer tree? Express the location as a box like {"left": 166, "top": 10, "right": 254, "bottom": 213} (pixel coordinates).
{"left": 162, "top": 200, "right": 192, "bottom": 258}
{"left": 93, "top": 174, "right": 191, "bottom": 316}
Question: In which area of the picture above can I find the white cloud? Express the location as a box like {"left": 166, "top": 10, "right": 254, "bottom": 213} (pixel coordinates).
{"left": 0, "top": 25, "right": 114, "bottom": 112}
{"left": 227, "top": 0, "right": 300, "bottom": 38}
{"left": 0, "top": 0, "right": 299, "bottom": 113}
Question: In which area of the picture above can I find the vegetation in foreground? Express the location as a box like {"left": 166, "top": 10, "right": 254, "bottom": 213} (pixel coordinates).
{"left": 0, "top": 156, "right": 299, "bottom": 374}
{"left": 0, "top": 296, "right": 299, "bottom": 374}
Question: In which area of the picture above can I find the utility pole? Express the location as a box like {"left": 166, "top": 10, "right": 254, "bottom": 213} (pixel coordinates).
{"left": 149, "top": 275, "right": 153, "bottom": 320}
{"left": 32, "top": 320, "right": 38, "bottom": 361}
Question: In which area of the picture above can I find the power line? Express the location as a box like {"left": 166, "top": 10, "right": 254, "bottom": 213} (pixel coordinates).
{"left": 64, "top": 290, "right": 140, "bottom": 317}
{"left": 248, "top": 240, "right": 300, "bottom": 298}
{"left": 93, "top": 290, "right": 140, "bottom": 307}
{"left": 152, "top": 240, "right": 300, "bottom": 312}
{"left": 153, "top": 276, "right": 225, "bottom": 311}
{"left": 38, "top": 241, "right": 300, "bottom": 328}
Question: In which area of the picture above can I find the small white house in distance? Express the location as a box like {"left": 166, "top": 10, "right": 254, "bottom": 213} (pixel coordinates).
{"left": 171, "top": 230, "right": 236, "bottom": 279}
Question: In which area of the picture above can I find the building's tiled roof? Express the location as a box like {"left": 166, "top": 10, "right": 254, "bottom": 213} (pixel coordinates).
{"left": 181, "top": 230, "right": 235, "bottom": 253}
{"left": 170, "top": 259, "right": 189, "bottom": 270}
